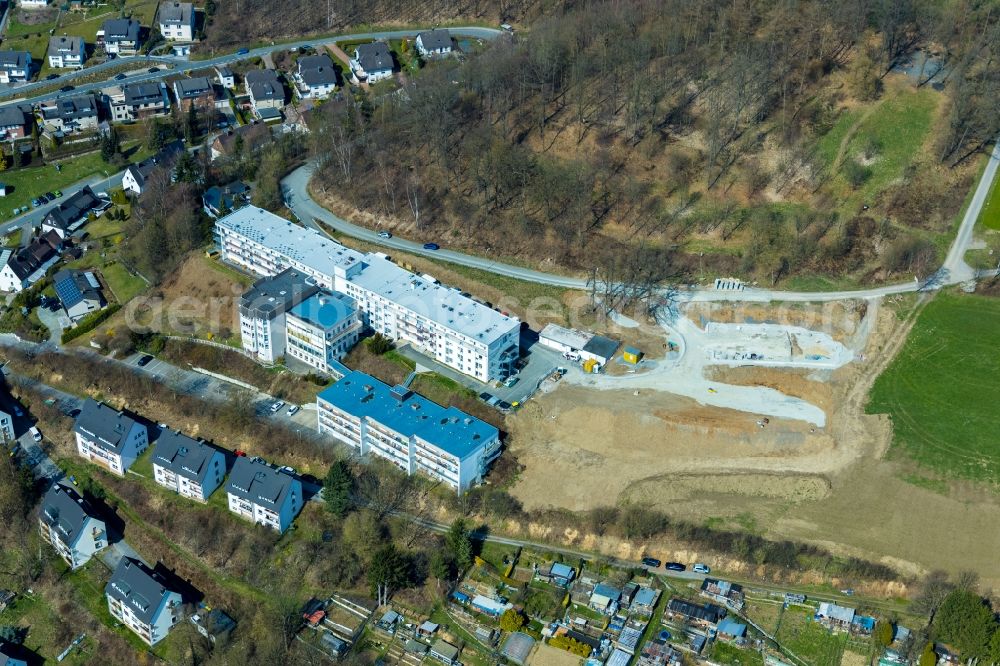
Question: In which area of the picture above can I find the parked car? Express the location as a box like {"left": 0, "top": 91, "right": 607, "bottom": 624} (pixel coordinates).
{"left": 137, "top": 355, "right": 154, "bottom": 367}
{"left": 46, "top": 73, "right": 60, "bottom": 80}
{"left": 277, "top": 465, "right": 296, "bottom": 475}
{"left": 45, "top": 191, "right": 55, "bottom": 200}
{"left": 29, "top": 426, "right": 42, "bottom": 442}
{"left": 693, "top": 563, "right": 710, "bottom": 574}
{"left": 479, "top": 392, "right": 493, "bottom": 402}
{"left": 503, "top": 376, "right": 519, "bottom": 388}
{"left": 642, "top": 557, "right": 662, "bottom": 568}
{"left": 378, "top": 231, "right": 392, "bottom": 239}
{"left": 31, "top": 198, "right": 40, "bottom": 207}
{"left": 665, "top": 562, "right": 686, "bottom": 572}
{"left": 270, "top": 400, "right": 285, "bottom": 413}
{"left": 114, "top": 73, "right": 127, "bottom": 81}
{"left": 53, "top": 190, "right": 63, "bottom": 197}
{"left": 147, "top": 67, "right": 159, "bottom": 73}
{"left": 286, "top": 405, "right": 300, "bottom": 416}
{"left": 497, "top": 400, "right": 512, "bottom": 411}
{"left": 237, "top": 48, "right": 250, "bottom": 55}
{"left": 422, "top": 242, "right": 440, "bottom": 250}
{"left": 60, "top": 85, "right": 74, "bottom": 92}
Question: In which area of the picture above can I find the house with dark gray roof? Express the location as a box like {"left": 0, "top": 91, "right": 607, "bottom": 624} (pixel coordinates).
{"left": 225, "top": 457, "right": 302, "bottom": 533}
{"left": 296, "top": 54, "right": 337, "bottom": 98}
{"left": 0, "top": 51, "right": 32, "bottom": 83}
{"left": 172, "top": 76, "right": 218, "bottom": 111}
{"left": 100, "top": 18, "right": 142, "bottom": 56}
{"left": 106, "top": 82, "right": 170, "bottom": 122}
{"left": 0, "top": 230, "right": 62, "bottom": 293}
{"left": 38, "top": 483, "right": 107, "bottom": 569}
{"left": 244, "top": 69, "right": 284, "bottom": 119}
{"left": 48, "top": 35, "right": 86, "bottom": 69}
{"left": 158, "top": 2, "right": 195, "bottom": 42}
{"left": 105, "top": 558, "right": 183, "bottom": 646}
{"left": 210, "top": 122, "right": 271, "bottom": 160}
{"left": 40, "top": 94, "right": 99, "bottom": 133}
{"left": 350, "top": 42, "right": 393, "bottom": 82}
{"left": 41, "top": 185, "right": 108, "bottom": 238}
{"left": 53, "top": 268, "right": 105, "bottom": 321}
{"left": 215, "top": 65, "right": 234, "bottom": 88}
{"left": 666, "top": 598, "right": 726, "bottom": 627}
{"left": 415, "top": 29, "right": 453, "bottom": 57}
{"left": 73, "top": 398, "right": 149, "bottom": 476}
{"left": 239, "top": 268, "right": 320, "bottom": 363}
{"left": 202, "top": 181, "right": 249, "bottom": 217}
{"left": 152, "top": 431, "right": 226, "bottom": 502}
{"left": 122, "top": 141, "right": 182, "bottom": 195}
{"left": 0, "top": 104, "right": 30, "bottom": 140}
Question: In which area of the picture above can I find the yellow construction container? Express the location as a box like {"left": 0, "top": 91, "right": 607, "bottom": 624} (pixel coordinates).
{"left": 623, "top": 346, "right": 642, "bottom": 364}
{"left": 583, "top": 358, "right": 598, "bottom": 373}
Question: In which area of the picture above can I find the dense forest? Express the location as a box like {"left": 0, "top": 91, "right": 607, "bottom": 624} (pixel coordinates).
{"left": 309, "top": 0, "right": 1000, "bottom": 288}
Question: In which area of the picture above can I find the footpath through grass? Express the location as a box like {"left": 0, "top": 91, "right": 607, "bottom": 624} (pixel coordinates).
{"left": 867, "top": 292, "right": 1000, "bottom": 483}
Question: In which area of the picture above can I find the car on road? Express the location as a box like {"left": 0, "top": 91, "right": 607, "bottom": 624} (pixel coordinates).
{"left": 29, "top": 426, "right": 42, "bottom": 442}
{"left": 378, "top": 231, "right": 392, "bottom": 239}
{"left": 664, "top": 562, "right": 686, "bottom": 572}
{"left": 60, "top": 85, "right": 74, "bottom": 92}
{"left": 147, "top": 67, "right": 160, "bottom": 73}
{"left": 45, "top": 191, "right": 55, "bottom": 201}
{"left": 31, "top": 198, "right": 40, "bottom": 208}
{"left": 114, "top": 73, "right": 127, "bottom": 81}
{"left": 39, "top": 193, "right": 51, "bottom": 203}
{"left": 237, "top": 48, "right": 250, "bottom": 55}
{"left": 53, "top": 190, "right": 63, "bottom": 197}
{"left": 270, "top": 400, "right": 285, "bottom": 413}
{"left": 137, "top": 355, "right": 154, "bottom": 367}
{"left": 642, "top": 557, "right": 661, "bottom": 568}
{"left": 46, "top": 73, "right": 60, "bottom": 80}
{"left": 277, "top": 465, "right": 296, "bottom": 475}
{"left": 286, "top": 405, "right": 300, "bottom": 416}
{"left": 479, "top": 392, "right": 493, "bottom": 402}
{"left": 693, "top": 563, "right": 710, "bottom": 574}
{"left": 503, "top": 376, "right": 519, "bottom": 388}
{"left": 423, "top": 242, "right": 440, "bottom": 250}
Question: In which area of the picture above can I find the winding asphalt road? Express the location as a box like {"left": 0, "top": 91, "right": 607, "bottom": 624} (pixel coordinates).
{"left": 283, "top": 139, "right": 1000, "bottom": 304}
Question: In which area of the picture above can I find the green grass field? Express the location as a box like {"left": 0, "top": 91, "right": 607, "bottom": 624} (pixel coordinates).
{"left": 774, "top": 606, "right": 846, "bottom": 666}
{"left": 978, "top": 169, "right": 1000, "bottom": 230}
{"left": 867, "top": 292, "right": 1000, "bottom": 482}
{"left": 710, "top": 641, "right": 765, "bottom": 666}
{"left": 0, "top": 152, "right": 115, "bottom": 222}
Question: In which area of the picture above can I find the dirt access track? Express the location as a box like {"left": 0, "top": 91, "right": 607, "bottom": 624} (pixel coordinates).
{"left": 507, "top": 297, "right": 1000, "bottom": 587}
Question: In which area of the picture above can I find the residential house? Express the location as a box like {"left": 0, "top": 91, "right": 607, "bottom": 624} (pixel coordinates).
{"left": 589, "top": 583, "right": 622, "bottom": 614}
{"left": 621, "top": 581, "right": 639, "bottom": 608}
{"left": 151, "top": 430, "right": 226, "bottom": 502}
{"left": 717, "top": 617, "right": 747, "bottom": 640}
{"left": 172, "top": 76, "right": 217, "bottom": 111}
{"left": 122, "top": 142, "right": 182, "bottom": 195}
{"left": 42, "top": 185, "right": 106, "bottom": 238}
{"left": 202, "top": 181, "right": 249, "bottom": 217}
{"left": 73, "top": 398, "right": 149, "bottom": 476}
{"left": 638, "top": 638, "right": 682, "bottom": 666}
{"left": 350, "top": 42, "right": 393, "bottom": 83}
{"left": 816, "top": 602, "right": 856, "bottom": 631}
{"left": 284, "top": 292, "right": 362, "bottom": 373}
{"left": 615, "top": 626, "right": 644, "bottom": 655}
{"left": 238, "top": 268, "right": 321, "bottom": 363}
{"left": 210, "top": 122, "right": 271, "bottom": 160}
{"left": 0, "top": 105, "right": 30, "bottom": 140}
{"left": 699, "top": 578, "right": 745, "bottom": 610}
{"left": 38, "top": 483, "right": 107, "bottom": 569}
{"left": 215, "top": 65, "right": 234, "bottom": 89}
{"left": 429, "top": 639, "right": 459, "bottom": 665}
{"left": 0, "top": 51, "right": 32, "bottom": 83}
{"left": 666, "top": 598, "right": 726, "bottom": 628}
{"left": 53, "top": 269, "right": 105, "bottom": 321}
{"left": 0, "top": 409, "right": 13, "bottom": 443}
{"left": 297, "top": 54, "right": 337, "bottom": 98}
{"left": 317, "top": 370, "right": 502, "bottom": 493}
{"left": 536, "top": 562, "right": 575, "bottom": 587}
{"left": 158, "top": 2, "right": 195, "bottom": 42}
{"left": 470, "top": 595, "right": 508, "bottom": 617}
{"left": 0, "top": 645, "right": 26, "bottom": 666}
{"left": 225, "top": 457, "right": 302, "bottom": 533}
{"left": 632, "top": 587, "right": 660, "bottom": 616}
{"left": 105, "top": 558, "right": 183, "bottom": 646}
{"left": 415, "top": 29, "right": 452, "bottom": 57}
{"left": 0, "top": 231, "right": 62, "bottom": 293}
{"left": 106, "top": 82, "right": 170, "bottom": 122}
{"left": 244, "top": 69, "right": 284, "bottom": 121}
{"left": 100, "top": 19, "right": 142, "bottom": 56}
{"left": 40, "top": 94, "right": 99, "bottom": 133}
{"left": 47, "top": 35, "right": 86, "bottom": 69}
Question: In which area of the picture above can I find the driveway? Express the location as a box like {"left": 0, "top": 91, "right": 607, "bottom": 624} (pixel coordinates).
{"left": 36, "top": 306, "right": 69, "bottom": 345}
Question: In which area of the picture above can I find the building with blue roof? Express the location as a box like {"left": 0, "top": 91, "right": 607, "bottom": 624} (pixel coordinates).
{"left": 316, "top": 370, "right": 501, "bottom": 492}
{"left": 285, "top": 292, "right": 362, "bottom": 373}
{"left": 717, "top": 616, "right": 747, "bottom": 639}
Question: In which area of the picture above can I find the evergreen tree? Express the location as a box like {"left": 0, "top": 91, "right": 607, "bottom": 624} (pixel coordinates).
{"left": 445, "top": 518, "right": 473, "bottom": 571}
{"left": 323, "top": 460, "right": 354, "bottom": 518}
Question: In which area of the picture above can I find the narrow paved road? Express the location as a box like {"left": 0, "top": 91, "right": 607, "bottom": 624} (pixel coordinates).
{"left": 283, "top": 136, "right": 1000, "bottom": 303}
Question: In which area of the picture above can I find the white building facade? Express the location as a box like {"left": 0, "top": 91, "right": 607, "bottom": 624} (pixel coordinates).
{"left": 106, "top": 558, "right": 183, "bottom": 646}
{"left": 225, "top": 457, "right": 302, "bottom": 533}
{"left": 285, "top": 292, "right": 362, "bottom": 372}
{"left": 73, "top": 399, "right": 149, "bottom": 476}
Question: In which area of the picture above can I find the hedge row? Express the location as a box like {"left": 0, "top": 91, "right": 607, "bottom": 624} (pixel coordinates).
{"left": 61, "top": 304, "right": 121, "bottom": 344}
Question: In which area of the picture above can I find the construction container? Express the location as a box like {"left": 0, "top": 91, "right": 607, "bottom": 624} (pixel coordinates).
{"left": 583, "top": 358, "right": 599, "bottom": 373}
{"left": 623, "top": 346, "right": 642, "bottom": 364}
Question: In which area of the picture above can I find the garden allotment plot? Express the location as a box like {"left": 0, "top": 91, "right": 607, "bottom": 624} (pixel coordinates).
{"left": 867, "top": 293, "right": 1000, "bottom": 483}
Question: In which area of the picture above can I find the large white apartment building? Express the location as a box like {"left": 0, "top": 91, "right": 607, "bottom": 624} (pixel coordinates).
{"left": 225, "top": 457, "right": 302, "bottom": 533}
{"left": 152, "top": 431, "right": 226, "bottom": 502}
{"left": 285, "top": 292, "right": 362, "bottom": 372}
{"left": 105, "top": 557, "right": 183, "bottom": 646}
{"left": 239, "top": 268, "right": 321, "bottom": 363}
{"left": 216, "top": 206, "right": 520, "bottom": 382}
{"left": 72, "top": 399, "right": 148, "bottom": 476}
{"left": 317, "top": 370, "right": 501, "bottom": 493}
{"left": 38, "top": 483, "right": 107, "bottom": 570}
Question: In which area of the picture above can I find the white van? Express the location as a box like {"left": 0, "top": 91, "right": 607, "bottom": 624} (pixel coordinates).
{"left": 29, "top": 426, "right": 42, "bottom": 442}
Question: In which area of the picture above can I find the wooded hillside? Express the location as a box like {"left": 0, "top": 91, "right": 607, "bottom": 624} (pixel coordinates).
{"left": 311, "top": 0, "right": 1000, "bottom": 288}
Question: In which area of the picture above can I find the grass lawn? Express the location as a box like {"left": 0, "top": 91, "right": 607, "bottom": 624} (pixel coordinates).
{"left": 99, "top": 261, "right": 148, "bottom": 303}
{"left": 743, "top": 597, "right": 784, "bottom": 635}
{"left": 867, "top": 292, "right": 1000, "bottom": 482}
{"left": 0, "top": 151, "right": 113, "bottom": 222}
{"left": 710, "top": 641, "right": 766, "bottom": 666}
{"left": 978, "top": 166, "right": 1000, "bottom": 231}
{"left": 0, "top": 591, "right": 93, "bottom": 665}
{"left": 774, "top": 605, "right": 846, "bottom": 666}
{"left": 814, "top": 108, "right": 861, "bottom": 169}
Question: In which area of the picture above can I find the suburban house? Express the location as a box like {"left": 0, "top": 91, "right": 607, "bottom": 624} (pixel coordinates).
{"left": 53, "top": 269, "right": 105, "bottom": 321}
{"left": 0, "top": 409, "right": 13, "bottom": 443}
{"left": 350, "top": 42, "right": 393, "bottom": 83}
{"left": 225, "top": 456, "right": 303, "bottom": 533}
{"left": 73, "top": 398, "right": 149, "bottom": 476}
{"left": 0, "top": 51, "right": 31, "bottom": 83}
{"left": 666, "top": 598, "right": 726, "bottom": 628}
{"left": 633, "top": 587, "right": 661, "bottom": 617}
{"left": 238, "top": 268, "right": 321, "bottom": 364}
{"left": 718, "top": 617, "right": 748, "bottom": 640}
{"left": 210, "top": 122, "right": 271, "bottom": 160}
{"left": 0, "top": 231, "right": 62, "bottom": 293}
{"left": 590, "top": 583, "right": 622, "bottom": 614}
{"left": 285, "top": 292, "right": 362, "bottom": 373}
{"left": 47, "top": 35, "right": 86, "bottom": 69}
{"left": 172, "top": 76, "right": 217, "bottom": 111}
{"left": 296, "top": 54, "right": 337, "bottom": 98}
{"left": 41, "top": 185, "right": 108, "bottom": 238}
{"left": 215, "top": 65, "right": 234, "bottom": 89}
{"left": 106, "top": 82, "right": 170, "bottom": 122}
{"left": 430, "top": 640, "right": 460, "bottom": 665}
{"left": 699, "top": 578, "right": 745, "bottom": 610}
{"left": 244, "top": 69, "right": 284, "bottom": 121}
{"left": 202, "top": 181, "right": 249, "bottom": 217}
{"left": 152, "top": 430, "right": 226, "bottom": 502}
{"left": 105, "top": 558, "right": 183, "bottom": 646}
{"left": 40, "top": 94, "right": 100, "bottom": 133}
{"left": 122, "top": 140, "right": 183, "bottom": 196}
{"left": 415, "top": 29, "right": 453, "bottom": 57}
{"left": 99, "top": 18, "right": 142, "bottom": 56}
{"left": 816, "top": 602, "right": 856, "bottom": 631}
{"left": 317, "top": 370, "right": 502, "bottom": 493}
{"left": 0, "top": 105, "right": 31, "bottom": 140}
{"left": 38, "top": 483, "right": 107, "bottom": 569}
{"left": 158, "top": 2, "right": 195, "bottom": 42}
{"left": 535, "top": 562, "right": 575, "bottom": 587}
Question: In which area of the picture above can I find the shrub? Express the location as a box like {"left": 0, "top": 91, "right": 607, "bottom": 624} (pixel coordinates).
{"left": 843, "top": 159, "right": 872, "bottom": 189}
{"left": 550, "top": 635, "right": 591, "bottom": 657}
{"left": 61, "top": 304, "right": 122, "bottom": 343}
{"left": 365, "top": 333, "right": 395, "bottom": 355}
